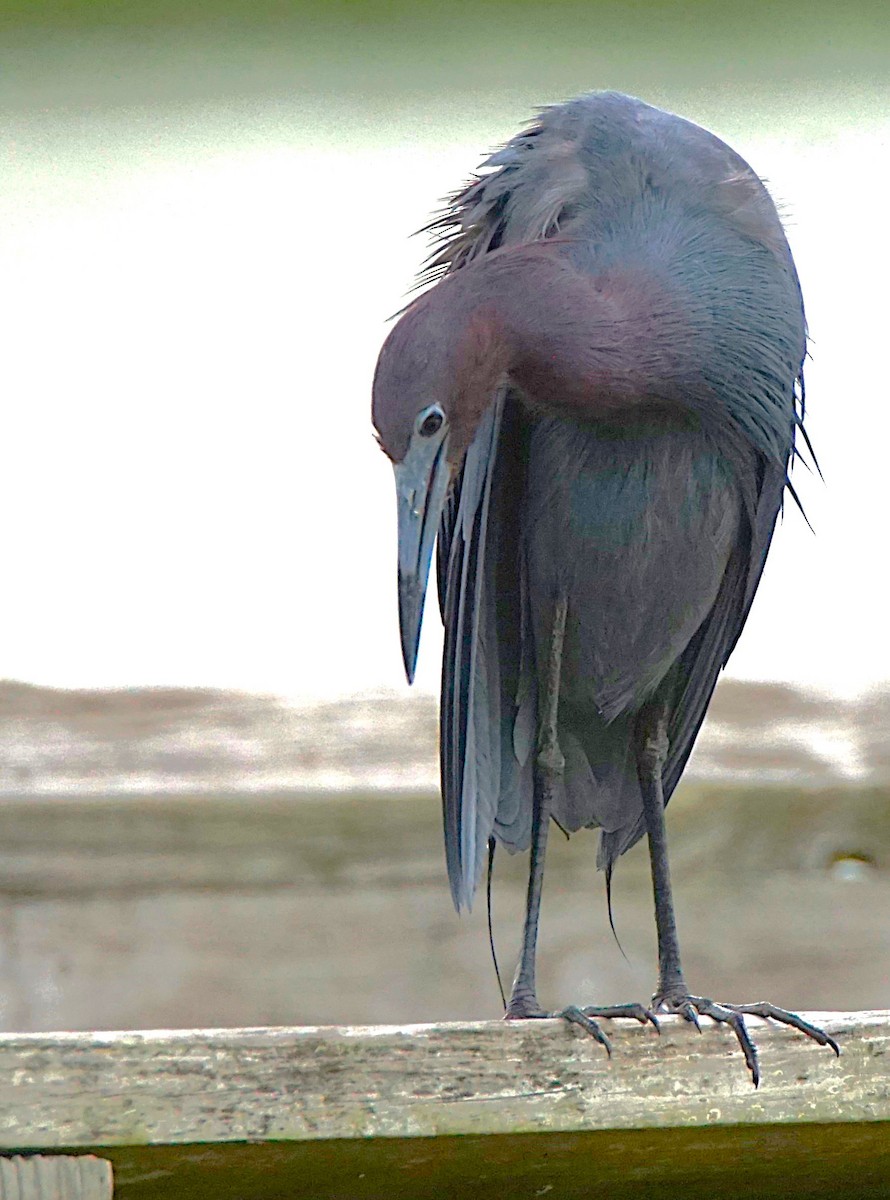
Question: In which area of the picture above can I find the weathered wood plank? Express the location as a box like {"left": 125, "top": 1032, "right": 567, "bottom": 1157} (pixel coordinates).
{"left": 0, "top": 1012, "right": 886, "bottom": 1150}
{"left": 0, "top": 1155, "right": 112, "bottom": 1199}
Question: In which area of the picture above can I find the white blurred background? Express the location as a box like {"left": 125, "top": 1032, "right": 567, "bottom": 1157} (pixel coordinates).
{"left": 2, "top": 3, "right": 888, "bottom": 704}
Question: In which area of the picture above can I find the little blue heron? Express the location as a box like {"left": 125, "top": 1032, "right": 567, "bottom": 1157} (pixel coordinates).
{"left": 371, "top": 90, "right": 838, "bottom": 1085}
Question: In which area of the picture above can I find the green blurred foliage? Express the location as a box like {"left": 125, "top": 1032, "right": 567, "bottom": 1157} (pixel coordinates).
{"left": 3, "top": 0, "right": 888, "bottom": 119}
{"left": 3, "top": 0, "right": 887, "bottom": 73}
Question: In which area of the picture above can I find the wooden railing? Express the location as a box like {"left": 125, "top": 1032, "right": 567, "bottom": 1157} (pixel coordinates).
{"left": 2, "top": 1011, "right": 887, "bottom": 1197}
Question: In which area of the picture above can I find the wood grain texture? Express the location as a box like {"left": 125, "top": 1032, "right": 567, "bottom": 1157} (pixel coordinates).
{"left": 0, "top": 1012, "right": 886, "bottom": 1151}
{"left": 0, "top": 1155, "right": 112, "bottom": 1199}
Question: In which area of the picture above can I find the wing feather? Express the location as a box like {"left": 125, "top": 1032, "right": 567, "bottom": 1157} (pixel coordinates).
{"left": 439, "top": 394, "right": 506, "bottom": 910}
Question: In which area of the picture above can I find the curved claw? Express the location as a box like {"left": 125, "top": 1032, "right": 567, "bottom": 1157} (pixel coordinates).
{"left": 723, "top": 1002, "right": 841, "bottom": 1057}
{"left": 507, "top": 998, "right": 661, "bottom": 1058}
{"left": 655, "top": 992, "right": 701, "bottom": 1033}
{"left": 580, "top": 1002, "right": 660, "bottom": 1032}
{"left": 558, "top": 1005, "right": 612, "bottom": 1054}
{"left": 695, "top": 998, "right": 761, "bottom": 1087}
{"left": 652, "top": 992, "right": 840, "bottom": 1087}
{"left": 680, "top": 1002, "right": 702, "bottom": 1033}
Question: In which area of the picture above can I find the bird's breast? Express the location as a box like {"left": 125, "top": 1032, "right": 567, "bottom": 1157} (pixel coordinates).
{"left": 522, "top": 413, "right": 743, "bottom": 719}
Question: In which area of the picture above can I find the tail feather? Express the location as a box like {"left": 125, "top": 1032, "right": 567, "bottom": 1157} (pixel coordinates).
{"left": 555, "top": 709, "right": 644, "bottom": 852}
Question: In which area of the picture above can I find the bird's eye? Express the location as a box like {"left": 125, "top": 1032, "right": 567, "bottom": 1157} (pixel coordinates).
{"left": 417, "top": 405, "right": 446, "bottom": 438}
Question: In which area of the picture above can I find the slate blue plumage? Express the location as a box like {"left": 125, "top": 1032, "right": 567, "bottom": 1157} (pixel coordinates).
{"left": 429, "top": 91, "right": 805, "bottom": 912}
{"left": 373, "top": 90, "right": 838, "bottom": 1083}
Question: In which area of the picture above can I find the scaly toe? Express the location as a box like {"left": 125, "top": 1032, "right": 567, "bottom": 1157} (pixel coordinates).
{"left": 557, "top": 1005, "right": 612, "bottom": 1054}
{"left": 720, "top": 1002, "right": 841, "bottom": 1056}
{"left": 581, "top": 1003, "right": 660, "bottom": 1032}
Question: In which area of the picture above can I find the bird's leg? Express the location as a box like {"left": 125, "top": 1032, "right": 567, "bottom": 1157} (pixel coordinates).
{"left": 505, "top": 595, "right": 566, "bottom": 1023}
{"left": 638, "top": 702, "right": 686, "bottom": 1001}
{"left": 505, "top": 599, "right": 654, "bottom": 1052}
{"left": 637, "top": 701, "right": 840, "bottom": 1086}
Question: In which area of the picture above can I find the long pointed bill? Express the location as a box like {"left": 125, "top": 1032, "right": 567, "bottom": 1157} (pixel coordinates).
{"left": 394, "top": 427, "right": 451, "bottom": 684}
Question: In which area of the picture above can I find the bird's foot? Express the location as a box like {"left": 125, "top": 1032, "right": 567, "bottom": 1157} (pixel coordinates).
{"left": 505, "top": 995, "right": 659, "bottom": 1058}
{"left": 652, "top": 990, "right": 840, "bottom": 1087}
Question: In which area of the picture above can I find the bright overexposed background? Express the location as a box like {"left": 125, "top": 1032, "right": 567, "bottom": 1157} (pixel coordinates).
{"left": 1, "top": 1, "right": 888, "bottom": 701}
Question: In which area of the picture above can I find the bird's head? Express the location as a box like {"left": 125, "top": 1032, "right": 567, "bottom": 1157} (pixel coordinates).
{"left": 372, "top": 275, "right": 511, "bottom": 682}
